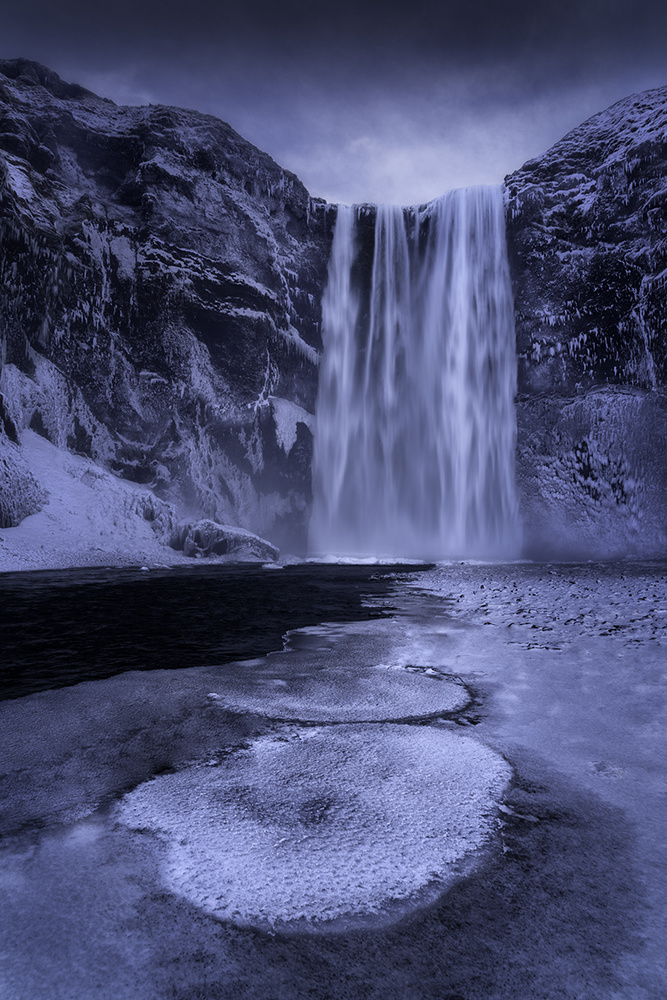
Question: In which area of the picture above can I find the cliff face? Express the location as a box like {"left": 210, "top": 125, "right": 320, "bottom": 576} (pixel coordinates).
{"left": 0, "top": 59, "right": 332, "bottom": 553}
{"left": 2, "top": 60, "right": 667, "bottom": 562}
{"left": 505, "top": 89, "right": 667, "bottom": 557}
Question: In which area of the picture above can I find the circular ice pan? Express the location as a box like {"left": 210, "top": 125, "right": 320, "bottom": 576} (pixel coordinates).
{"left": 116, "top": 724, "right": 511, "bottom": 932}
{"left": 206, "top": 658, "right": 470, "bottom": 722}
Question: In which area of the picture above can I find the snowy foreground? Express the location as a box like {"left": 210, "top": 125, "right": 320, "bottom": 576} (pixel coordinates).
{"left": 1, "top": 562, "right": 666, "bottom": 999}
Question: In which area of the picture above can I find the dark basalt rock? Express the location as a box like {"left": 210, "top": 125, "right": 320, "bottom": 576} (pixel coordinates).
{"left": 505, "top": 88, "right": 667, "bottom": 557}
{"left": 0, "top": 59, "right": 334, "bottom": 555}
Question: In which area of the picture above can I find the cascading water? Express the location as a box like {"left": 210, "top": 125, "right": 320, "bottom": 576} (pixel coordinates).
{"left": 310, "top": 185, "right": 520, "bottom": 560}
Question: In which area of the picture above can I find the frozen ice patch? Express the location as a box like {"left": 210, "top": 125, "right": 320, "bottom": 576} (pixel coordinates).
{"left": 116, "top": 724, "right": 511, "bottom": 931}
{"left": 204, "top": 618, "right": 468, "bottom": 722}
{"left": 208, "top": 656, "right": 469, "bottom": 722}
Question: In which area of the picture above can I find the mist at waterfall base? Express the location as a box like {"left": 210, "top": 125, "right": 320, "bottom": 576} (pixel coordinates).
{"left": 310, "top": 186, "right": 519, "bottom": 562}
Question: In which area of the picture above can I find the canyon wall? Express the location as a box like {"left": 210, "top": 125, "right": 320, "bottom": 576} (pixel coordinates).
{"left": 1, "top": 59, "right": 666, "bottom": 559}
{"left": 0, "top": 59, "right": 332, "bottom": 554}
{"left": 505, "top": 88, "right": 667, "bottom": 557}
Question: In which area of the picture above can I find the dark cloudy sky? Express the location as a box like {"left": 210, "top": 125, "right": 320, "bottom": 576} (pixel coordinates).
{"left": 2, "top": 0, "right": 666, "bottom": 204}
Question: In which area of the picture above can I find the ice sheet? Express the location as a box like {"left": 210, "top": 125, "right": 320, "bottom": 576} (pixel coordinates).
{"left": 116, "top": 724, "right": 511, "bottom": 930}
{"left": 1, "top": 562, "right": 665, "bottom": 998}
{"left": 208, "top": 642, "right": 470, "bottom": 721}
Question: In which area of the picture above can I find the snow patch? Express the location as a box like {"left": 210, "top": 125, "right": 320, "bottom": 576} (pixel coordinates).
{"left": 0, "top": 431, "right": 181, "bottom": 571}
{"left": 269, "top": 396, "right": 314, "bottom": 455}
{"left": 109, "top": 234, "right": 136, "bottom": 280}
{"left": 3, "top": 157, "right": 35, "bottom": 204}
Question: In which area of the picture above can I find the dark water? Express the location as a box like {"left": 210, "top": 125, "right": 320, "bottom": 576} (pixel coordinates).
{"left": 0, "top": 562, "right": 425, "bottom": 701}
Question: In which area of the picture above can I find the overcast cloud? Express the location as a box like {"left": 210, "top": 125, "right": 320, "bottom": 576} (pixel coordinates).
{"left": 1, "top": 0, "right": 666, "bottom": 203}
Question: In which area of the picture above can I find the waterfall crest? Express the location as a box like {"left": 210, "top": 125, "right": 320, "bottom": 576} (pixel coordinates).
{"left": 310, "top": 186, "right": 520, "bottom": 560}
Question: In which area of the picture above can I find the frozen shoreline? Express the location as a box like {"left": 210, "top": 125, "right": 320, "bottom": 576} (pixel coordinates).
{"left": 1, "top": 561, "right": 666, "bottom": 998}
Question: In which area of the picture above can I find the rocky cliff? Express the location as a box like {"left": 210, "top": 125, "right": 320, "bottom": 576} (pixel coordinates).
{"left": 2, "top": 60, "right": 667, "bottom": 563}
{"left": 506, "top": 88, "right": 667, "bottom": 557}
{"left": 0, "top": 58, "right": 332, "bottom": 556}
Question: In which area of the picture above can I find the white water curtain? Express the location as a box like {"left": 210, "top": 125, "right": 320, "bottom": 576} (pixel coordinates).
{"left": 310, "top": 187, "right": 520, "bottom": 560}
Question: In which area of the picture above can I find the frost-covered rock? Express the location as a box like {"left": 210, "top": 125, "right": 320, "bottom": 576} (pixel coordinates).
{"left": 0, "top": 425, "right": 45, "bottom": 527}
{"left": 170, "top": 518, "right": 278, "bottom": 561}
{"left": 0, "top": 58, "right": 332, "bottom": 555}
{"left": 505, "top": 87, "right": 667, "bottom": 556}
{"left": 516, "top": 387, "right": 667, "bottom": 558}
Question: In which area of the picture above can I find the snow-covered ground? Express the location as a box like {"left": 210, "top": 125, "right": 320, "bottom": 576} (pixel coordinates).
{"left": 0, "top": 431, "right": 277, "bottom": 571}
{"left": 0, "top": 431, "right": 189, "bottom": 571}
{"left": 1, "top": 561, "right": 665, "bottom": 998}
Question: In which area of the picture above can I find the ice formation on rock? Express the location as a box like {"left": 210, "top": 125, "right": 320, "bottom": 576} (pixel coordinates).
{"left": 505, "top": 87, "right": 667, "bottom": 557}
{"left": 310, "top": 188, "right": 519, "bottom": 559}
{"left": 116, "top": 724, "right": 511, "bottom": 930}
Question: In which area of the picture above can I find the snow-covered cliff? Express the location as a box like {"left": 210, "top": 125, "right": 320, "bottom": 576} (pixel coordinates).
{"left": 0, "top": 58, "right": 332, "bottom": 557}
{"left": 506, "top": 88, "right": 667, "bottom": 557}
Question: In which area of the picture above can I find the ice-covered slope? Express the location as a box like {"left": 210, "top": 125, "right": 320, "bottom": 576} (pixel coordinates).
{"left": 506, "top": 88, "right": 667, "bottom": 557}
{"left": 0, "top": 59, "right": 332, "bottom": 556}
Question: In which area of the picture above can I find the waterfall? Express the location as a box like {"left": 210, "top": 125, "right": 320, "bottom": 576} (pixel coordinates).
{"left": 310, "top": 186, "right": 520, "bottom": 560}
